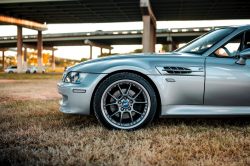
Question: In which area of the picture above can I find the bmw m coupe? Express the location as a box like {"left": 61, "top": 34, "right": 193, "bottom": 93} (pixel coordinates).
{"left": 57, "top": 25, "right": 250, "bottom": 130}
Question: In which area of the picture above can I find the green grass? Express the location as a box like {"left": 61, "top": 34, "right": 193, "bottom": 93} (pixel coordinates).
{"left": 0, "top": 73, "right": 250, "bottom": 165}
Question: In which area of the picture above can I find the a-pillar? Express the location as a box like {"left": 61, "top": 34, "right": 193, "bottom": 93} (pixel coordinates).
{"left": 37, "top": 31, "right": 43, "bottom": 73}
{"left": 2, "top": 51, "right": 5, "bottom": 69}
{"left": 24, "top": 47, "right": 27, "bottom": 69}
{"left": 100, "top": 47, "right": 103, "bottom": 57}
{"left": 109, "top": 49, "right": 111, "bottom": 55}
{"left": 52, "top": 49, "right": 55, "bottom": 72}
{"left": 17, "top": 26, "right": 23, "bottom": 73}
{"left": 90, "top": 45, "right": 92, "bottom": 59}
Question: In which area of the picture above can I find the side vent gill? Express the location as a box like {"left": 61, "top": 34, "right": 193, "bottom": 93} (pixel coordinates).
{"left": 163, "top": 67, "right": 192, "bottom": 74}
{"left": 156, "top": 66, "right": 204, "bottom": 76}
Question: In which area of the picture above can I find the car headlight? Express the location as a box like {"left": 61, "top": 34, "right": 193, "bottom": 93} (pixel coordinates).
{"left": 64, "top": 72, "right": 88, "bottom": 83}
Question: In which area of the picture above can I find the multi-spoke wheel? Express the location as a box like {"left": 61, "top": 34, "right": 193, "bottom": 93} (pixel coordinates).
{"left": 93, "top": 72, "right": 157, "bottom": 130}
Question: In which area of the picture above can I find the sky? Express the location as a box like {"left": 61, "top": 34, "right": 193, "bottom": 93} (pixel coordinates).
{"left": 0, "top": 20, "right": 250, "bottom": 60}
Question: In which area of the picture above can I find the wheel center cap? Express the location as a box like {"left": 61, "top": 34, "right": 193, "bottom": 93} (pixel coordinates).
{"left": 122, "top": 100, "right": 129, "bottom": 108}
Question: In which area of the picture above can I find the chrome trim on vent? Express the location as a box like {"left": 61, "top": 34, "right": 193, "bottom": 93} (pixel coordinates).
{"left": 156, "top": 66, "right": 204, "bottom": 76}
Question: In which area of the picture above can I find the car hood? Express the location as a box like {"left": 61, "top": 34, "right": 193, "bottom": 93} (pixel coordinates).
{"left": 66, "top": 52, "right": 205, "bottom": 75}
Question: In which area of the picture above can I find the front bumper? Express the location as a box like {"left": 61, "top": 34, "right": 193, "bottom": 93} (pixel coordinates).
{"left": 57, "top": 73, "right": 107, "bottom": 115}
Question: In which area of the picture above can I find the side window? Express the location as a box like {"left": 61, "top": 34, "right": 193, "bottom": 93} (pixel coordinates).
{"left": 210, "top": 33, "right": 243, "bottom": 58}
{"left": 12, "top": 66, "right": 17, "bottom": 69}
{"left": 243, "top": 31, "right": 250, "bottom": 50}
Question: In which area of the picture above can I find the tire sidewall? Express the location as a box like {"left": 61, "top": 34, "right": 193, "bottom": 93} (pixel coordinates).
{"left": 93, "top": 72, "right": 157, "bottom": 130}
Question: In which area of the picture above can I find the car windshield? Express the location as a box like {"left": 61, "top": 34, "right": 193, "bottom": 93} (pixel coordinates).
{"left": 175, "top": 28, "right": 236, "bottom": 55}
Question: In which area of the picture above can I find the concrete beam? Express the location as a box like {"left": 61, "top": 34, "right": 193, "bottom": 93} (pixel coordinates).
{"left": 17, "top": 26, "right": 23, "bottom": 73}
{"left": 0, "top": 15, "right": 48, "bottom": 31}
{"left": 84, "top": 39, "right": 113, "bottom": 50}
{"left": 140, "top": 0, "right": 156, "bottom": 27}
{"left": 0, "top": 48, "right": 17, "bottom": 52}
{"left": 0, "top": 48, "right": 9, "bottom": 51}
{"left": 37, "top": 31, "right": 43, "bottom": 73}
{"left": 23, "top": 43, "right": 57, "bottom": 50}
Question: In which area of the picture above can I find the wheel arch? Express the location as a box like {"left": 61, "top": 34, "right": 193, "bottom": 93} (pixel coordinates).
{"left": 90, "top": 70, "right": 162, "bottom": 118}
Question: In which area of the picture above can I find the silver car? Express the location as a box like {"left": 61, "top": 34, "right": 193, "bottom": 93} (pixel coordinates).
{"left": 25, "top": 66, "right": 45, "bottom": 73}
{"left": 57, "top": 25, "right": 250, "bottom": 130}
{"left": 4, "top": 66, "right": 18, "bottom": 73}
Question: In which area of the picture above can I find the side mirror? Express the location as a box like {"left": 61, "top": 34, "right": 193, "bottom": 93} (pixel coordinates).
{"left": 236, "top": 48, "right": 250, "bottom": 65}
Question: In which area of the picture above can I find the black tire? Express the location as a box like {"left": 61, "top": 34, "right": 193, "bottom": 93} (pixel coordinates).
{"left": 33, "top": 71, "right": 36, "bottom": 73}
{"left": 26, "top": 70, "right": 30, "bottom": 73}
{"left": 9, "top": 71, "right": 13, "bottom": 73}
{"left": 93, "top": 72, "right": 157, "bottom": 130}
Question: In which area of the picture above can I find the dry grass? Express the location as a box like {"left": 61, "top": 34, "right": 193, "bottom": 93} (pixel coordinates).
{"left": 0, "top": 73, "right": 250, "bottom": 165}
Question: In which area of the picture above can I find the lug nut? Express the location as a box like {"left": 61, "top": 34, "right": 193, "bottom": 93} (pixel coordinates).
{"left": 128, "top": 107, "right": 131, "bottom": 110}
{"left": 121, "top": 108, "right": 124, "bottom": 111}
{"left": 130, "top": 100, "right": 133, "bottom": 103}
{"left": 118, "top": 101, "right": 121, "bottom": 104}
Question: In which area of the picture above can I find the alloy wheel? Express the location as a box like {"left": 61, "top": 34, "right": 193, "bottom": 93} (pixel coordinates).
{"left": 101, "top": 79, "right": 151, "bottom": 129}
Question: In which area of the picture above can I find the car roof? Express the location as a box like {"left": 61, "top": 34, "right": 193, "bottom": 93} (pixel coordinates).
{"left": 228, "top": 25, "right": 250, "bottom": 29}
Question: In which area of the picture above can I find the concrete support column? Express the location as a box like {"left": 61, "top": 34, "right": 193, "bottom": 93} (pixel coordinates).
{"left": 17, "top": 26, "right": 23, "bottom": 73}
{"left": 90, "top": 45, "right": 92, "bottom": 59}
{"left": 24, "top": 47, "right": 27, "bottom": 69}
{"left": 109, "top": 49, "right": 111, "bottom": 55}
{"left": 142, "top": 16, "right": 156, "bottom": 53}
{"left": 100, "top": 47, "right": 103, "bottom": 57}
{"left": 169, "top": 44, "right": 173, "bottom": 52}
{"left": 141, "top": 0, "right": 156, "bottom": 53}
{"left": 37, "top": 31, "right": 43, "bottom": 73}
{"left": 173, "top": 43, "right": 179, "bottom": 50}
{"left": 2, "top": 51, "right": 5, "bottom": 69}
{"left": 150, "top": 22, "right": 156, "bottom": 52}
{"left": 142, "top": 16, "right": 151, "bottom": 53}
{"left": 169, "top": 42, "right": 178, "bottom": 52}
{"left": 52, "top": 50, "right": 55, "bottom": 72}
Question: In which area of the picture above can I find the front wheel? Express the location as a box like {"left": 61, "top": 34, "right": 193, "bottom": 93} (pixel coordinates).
{"left": 93, "top": 72, "right": 157, "bottom": 130}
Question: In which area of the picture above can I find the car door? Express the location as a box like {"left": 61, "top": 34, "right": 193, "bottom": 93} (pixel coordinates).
{"left": 12, "top": 66, "right": 17, "bottom": 73}
{"left": 204, "top": 30, "right": 250, "bottom": 106}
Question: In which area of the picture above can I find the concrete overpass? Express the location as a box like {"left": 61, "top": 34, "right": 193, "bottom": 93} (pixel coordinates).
{"left": 0, "top": 27, "right": 214, "bottom": 47}
{"left": 0, "top": 0, "right": 249, "bottom": 73}
{"left": 0, "top": 26, "right": 214, "bottom": 69}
